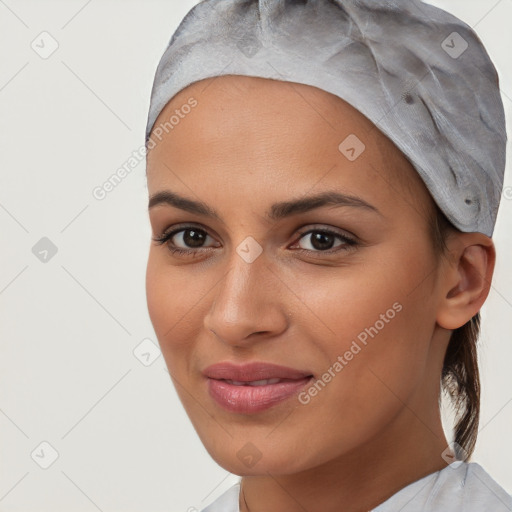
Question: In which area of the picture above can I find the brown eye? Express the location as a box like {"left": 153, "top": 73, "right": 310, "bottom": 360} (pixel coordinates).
{"left": 295, "top": 228, "right": 357, "bottom": 253}
{"left": 174, "top": 228, "right": 208, "bottom": 248}
{"left": 152, "top": 225, "right": 218, "bottom": 256}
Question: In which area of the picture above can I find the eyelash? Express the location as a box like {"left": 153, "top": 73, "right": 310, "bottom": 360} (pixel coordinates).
{"left": 152, "top": 224, "right": 358, "bottom": 257}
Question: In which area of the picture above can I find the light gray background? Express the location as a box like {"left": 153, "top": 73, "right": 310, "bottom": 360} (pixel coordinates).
{"left": 1, "top": 1, "right": 511, "bottom": 511}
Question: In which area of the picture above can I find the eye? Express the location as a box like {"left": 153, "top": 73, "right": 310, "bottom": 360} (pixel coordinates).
{"left": 292, "top": 227, "right": 357, "bottom": 254}
{"left": 152, "top": 225, "right": 218, "bottom": 256}
{"left": 152, "top": 224, "right": 358, "bottom": 257}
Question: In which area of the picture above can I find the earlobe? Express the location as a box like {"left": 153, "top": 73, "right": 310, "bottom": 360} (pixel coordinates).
{"left": 436, "top": 236, "right": 495, "bottom": 330}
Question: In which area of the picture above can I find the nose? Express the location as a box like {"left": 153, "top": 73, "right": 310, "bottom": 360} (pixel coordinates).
{"left": 203, "top": 252, "right": 289, "bottom": 346}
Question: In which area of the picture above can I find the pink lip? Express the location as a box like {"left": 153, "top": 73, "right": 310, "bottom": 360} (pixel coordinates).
{"left": 202, "top": 361, "right": 313, "bottom": 381}
{"left": 203, "top": 361, "right": 314, "bottom": 414}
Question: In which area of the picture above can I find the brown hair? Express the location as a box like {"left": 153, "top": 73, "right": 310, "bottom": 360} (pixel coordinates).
{"left": 429, "top": 204, "right": 480, "bottom": 460}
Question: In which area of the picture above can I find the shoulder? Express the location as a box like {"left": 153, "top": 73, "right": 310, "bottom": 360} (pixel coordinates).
{"left": 373, "top": 461, "right": 512, "bottom": 512}
{"left": 199, "top": 481, "right": 241, "bottom": 512}
{"left": 460, "top": 462, "right": 512, "bottom": 511}
{"left": 196, "top": 464, "right": 512, "bottom": 512}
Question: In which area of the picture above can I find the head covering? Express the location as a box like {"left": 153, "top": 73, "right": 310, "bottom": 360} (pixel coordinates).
{"left": 145, "top": 0, "right": 507, "bottom": 237}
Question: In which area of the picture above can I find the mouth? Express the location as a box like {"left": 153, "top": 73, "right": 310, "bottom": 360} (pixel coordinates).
{"left": 220, "top": 377, "right": 300, "bottom": 386}
{"left": 203, "top": 361, "right": 314, "bottom": 414}
{"left": 202, "top": 360, "right": 313, "bottom": 381}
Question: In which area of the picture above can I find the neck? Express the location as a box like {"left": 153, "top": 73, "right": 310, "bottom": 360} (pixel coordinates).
{"left": 238, "top": 405, "right": 450, "bottom": 512}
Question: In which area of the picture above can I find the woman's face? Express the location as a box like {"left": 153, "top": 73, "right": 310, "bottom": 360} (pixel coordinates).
{"left": 145, "top": 75, "right": 449, "bottom": 475}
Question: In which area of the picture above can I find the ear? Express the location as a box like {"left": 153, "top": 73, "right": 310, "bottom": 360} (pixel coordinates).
{"left": 436, "top": 233, "right": 496, "bottom": 330}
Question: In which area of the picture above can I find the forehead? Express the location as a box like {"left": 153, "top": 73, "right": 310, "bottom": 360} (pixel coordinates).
{"left": 146, "top": 75, "right": 434, "bottom": 221}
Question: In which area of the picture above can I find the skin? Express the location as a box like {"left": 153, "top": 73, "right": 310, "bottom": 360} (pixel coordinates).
{"left": 145, "top": 75, "right": 495, "bottom": 512}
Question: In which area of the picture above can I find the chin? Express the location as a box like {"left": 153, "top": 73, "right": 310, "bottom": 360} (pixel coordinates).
{"left": 198, "top": 434, "right": 315, "bottom": 476}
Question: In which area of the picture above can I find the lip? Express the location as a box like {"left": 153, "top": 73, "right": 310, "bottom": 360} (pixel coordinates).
{"left": 203, "top": 361, "right": 314, "bottom": 414}
{"left": 202, "top": 361, "right": 313, "bottom": 381}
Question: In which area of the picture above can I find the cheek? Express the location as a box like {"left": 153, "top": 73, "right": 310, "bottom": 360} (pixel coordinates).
{"left": 145, "top": 251, "right": 203, "bottom": 360}
{"left": 296, "top": 241, "right": 434, "bottom": 357}
{"left": 292, "top": 247, "right": 437, "bottom": 437}
{"left": 285, "top": 304, "right": 434, "bottom": 470}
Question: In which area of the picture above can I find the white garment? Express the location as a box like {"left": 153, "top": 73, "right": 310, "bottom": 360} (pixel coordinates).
{"left": 199, "top": 462, "right": 512, "bottom": 512}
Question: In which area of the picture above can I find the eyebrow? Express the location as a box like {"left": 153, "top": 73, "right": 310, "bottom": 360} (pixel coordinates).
{"left": 148, "top": 190, "right": 382, "bottom": 220}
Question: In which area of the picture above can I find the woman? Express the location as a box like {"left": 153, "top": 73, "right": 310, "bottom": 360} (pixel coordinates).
{"left": 144, "top": 0, "right": 511, "bottom": 510}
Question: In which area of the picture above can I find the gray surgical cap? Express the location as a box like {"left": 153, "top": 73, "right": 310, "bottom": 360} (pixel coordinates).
{"left": 145, "top": 0, "right": 507, "bottom": 237}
